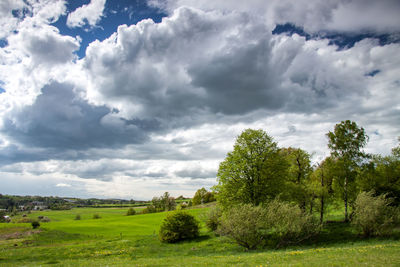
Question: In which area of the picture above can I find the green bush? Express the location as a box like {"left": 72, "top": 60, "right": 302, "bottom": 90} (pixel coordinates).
{"left": 218, "top": 204, "right": 267, "bottom": 249}
{"left": 263, "top": 199, "right": 319, "bottom": 247}
{"left": 126, "top": 208, "right": 136, "bottom": 216}
{"left": 141, "top": 205, "right": 156, "bottom": 214}
{"left": 159, "top": 211, "right": 200, "bottom": 243}
{"left": 352, "top": 191, "right": 399, "bottom": 237}
{"left": 218, "top": 200, "right": 319, "bottom": 249}
{"left": 92, "top": 214, "right": 101, "bottom": 219}
{"left": 17, "top": 217, "right": 35, "bottom": 223}
{"left": 31, "top": 221, "right": 40, "bottom": 229}
{"left": 205, "top": 206, "right": 222, "bottom": 231}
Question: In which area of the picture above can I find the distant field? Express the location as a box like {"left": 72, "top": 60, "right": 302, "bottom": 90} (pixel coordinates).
{"left": 0, "top": 206, "right": 399, "bottom": 266}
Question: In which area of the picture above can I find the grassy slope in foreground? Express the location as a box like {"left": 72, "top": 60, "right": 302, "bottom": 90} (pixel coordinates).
{"left": 0, "top": 207, "right": 399, "bottom": 266}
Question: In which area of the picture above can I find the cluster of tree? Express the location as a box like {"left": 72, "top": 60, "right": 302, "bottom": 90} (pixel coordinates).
{"left": 0, "top": 194, "right": 148, "bottom": 211}
{"left": 143, "top": 192, "right": 177, "bottom": 213}
{"left": 215, "top": 120, "right": 400, "bottom": 224}
{"left": 192, "top": 188, "right": 216, "bottom": 205}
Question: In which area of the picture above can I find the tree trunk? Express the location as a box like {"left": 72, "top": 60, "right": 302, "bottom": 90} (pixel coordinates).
{"left": 320, "top": 196, "right": 324, "bottom": 224}
{"left": 344, "top": 176, "right": 348, "bottom": 222}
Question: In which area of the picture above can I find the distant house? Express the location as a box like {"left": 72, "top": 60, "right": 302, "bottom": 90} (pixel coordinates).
{"left": 31, "top": 201, "right": 48, "bottom": 210}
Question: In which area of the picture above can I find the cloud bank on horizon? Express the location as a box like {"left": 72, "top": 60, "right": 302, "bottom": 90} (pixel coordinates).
{"left": 0, "top": 0, "right": 399, "bottom": 200}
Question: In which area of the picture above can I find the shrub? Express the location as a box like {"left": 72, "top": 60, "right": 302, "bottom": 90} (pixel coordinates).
{"left": 141, "top": 205, "right": 156, "bottom": 214}
{"left": 159, "top": 211, "right": 200, "bottom": 243}
{"left": 17, "top": 217, "right": 35, "bottom": 223}
{"left": 39, "top": 216, "right": 51, "bottom": 222}
{"left": 218, "top": 204, "right": 267, "bottom": 249}
{"left": 263, "top": 199, "right": 319, "bottom": 247}
{"left": 92, "top": 214, "right": 101, "bottom": 219}
{"left": 74, "top": 214, "right": 81, "bottom": 220}
{"left": 126, "top": 208, "right": 136, "bottom": 216}
{"left": 205, "top": 205, "right": 222, "bottom": 231}
{"left": 218, "top": 200, "right": 319, "bottom": 249}
{"left": 352, "top": 191, "right": 399, "bottom": 237}
{"left": 31, "top": 221, "right": 40, "bottom": 229}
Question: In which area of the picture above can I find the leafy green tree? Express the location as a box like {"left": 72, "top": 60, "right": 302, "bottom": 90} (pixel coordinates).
{"left": 357, "top": 140, "right": 400, "bottom": 205}
{"left": 310, "top": 157, "right": 335, "bottom": 223}
{"left": 281, "top": 147, "right": 312, "bottom": 211}
{"left": 327, "top": 120, "right": 368, "bottom": 221}
{"left": 215, "top": 129, "right": 289, "bottom": 207}
{"left": 192, "top": 188, "right": 215, "bottom": 205}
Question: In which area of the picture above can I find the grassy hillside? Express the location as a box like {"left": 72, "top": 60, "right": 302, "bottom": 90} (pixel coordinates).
{"left": 0, "top": 206, "right": 399, "bottom": 266}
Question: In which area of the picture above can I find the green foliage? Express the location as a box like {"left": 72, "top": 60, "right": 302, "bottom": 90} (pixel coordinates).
{"left": 357, "top": 145, "right": 400, "bottom": 205}
{"left": 141, "top": 205, "right": 157, "bottom": 214}
{"left": 205, "top": 206, "right": 222, "bottom": 231}
{"left": 326, "top": 120, "right": 368, "bottom": 221}
{"left": 218, "top": 204, "right": 267, "bottom": 249}
{"left": 263, "top": 199, "right": 319, "bottom": 247}
{"left": 215, "top": 129, "right": 289, "bottom": 207}
{"left": 159, "top": 211, "right": 200, "bottom": 243}
{"left": 126, "top": 208, "right": 136, "bottom": 216}
{"left": 152, "top": 192, "right": 176, "bottom": 212}
{"left": 281, "top": 147, "right": 313, "bottom": 210}
{"left": 92, "top": 214, "right": 101, "bottom": 219}
{"left": 31, "top": 221, "right": 40, "bottom": 229}
{"left": 352, "top": 191, "right": 399, "bottom": 237}
{"left": 192, "top": 188, "right": 215, "bottom": 205}
{"left": 218, "top": 200, "right": 319, "bottom": 249}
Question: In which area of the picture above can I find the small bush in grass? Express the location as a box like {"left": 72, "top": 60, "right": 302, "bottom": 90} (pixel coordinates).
{"left": 352, "top": 191, "right": 399, "bottom": 237}
{"left": 159, "top": 211, "right": 200, "bottom": 243}
{"left": 218, "top": 204, "right": 267, "bottom": 249}
{"left": 31, "top": 221, "right": 40, "bottom": 229}
{"left": 74, "top": 214, "right": 81, "bottom": 220}
{"left": 126, "top": 208, "right": 136, "bottom": 216}
{"left": 141, "top": 205, "right": 156, "bottom": 214}
{"left": 17, "top": 217, "right": 34, "bottom": 223}
{"left": 92, "top": 214, "right": 101, "bottom": 219}
{"left": 39, "top": 216, "right": 51, "bottom": 222}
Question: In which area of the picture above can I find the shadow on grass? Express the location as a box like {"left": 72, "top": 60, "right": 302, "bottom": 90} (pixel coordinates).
{"left": 279, "top": 220, "right": 400, "bottom": 250}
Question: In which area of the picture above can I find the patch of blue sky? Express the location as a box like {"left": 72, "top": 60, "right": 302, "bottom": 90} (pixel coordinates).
{"left": 273, "top": 23, "right": 399, "bottom": 50}
{"left": 51, "top": 0, "right": 167, "bottom": 59}
{"left": 0, "top": 80, "right": 5, "bottom": 94}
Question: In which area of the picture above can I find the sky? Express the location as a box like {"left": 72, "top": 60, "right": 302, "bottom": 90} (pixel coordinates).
{"left": 0, "top": 0, "right": 399, "bottom": 200}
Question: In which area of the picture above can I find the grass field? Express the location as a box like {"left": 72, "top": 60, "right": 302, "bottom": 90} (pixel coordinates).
{"left": 0, "top": 206, "right": 400, "bottom": 266}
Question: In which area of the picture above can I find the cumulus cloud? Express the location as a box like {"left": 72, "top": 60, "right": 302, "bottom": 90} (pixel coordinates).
{"left": 67, "top": 0, "right": 106, "bottom": 29}
{"left": 150, "top": 0, "right": 400, "bottom": 34}
{"left": 0, "top": 0, "right": 399, "bottom": 199}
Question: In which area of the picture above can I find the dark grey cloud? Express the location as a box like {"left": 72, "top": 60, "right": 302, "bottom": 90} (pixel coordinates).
{"left": 1, "top": 82, "right": 156, "bottom": 153}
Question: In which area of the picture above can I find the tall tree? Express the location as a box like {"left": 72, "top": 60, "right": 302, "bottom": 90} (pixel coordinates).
{"left": 281, "top": 147, "right": 312, "bottom": 211}
{"left": 310, "top": 157, "right": 335, "bottom": 223}
{"left": 326, "top": 120, "right": 368, "bottom": 222}
{"left": 215, "top": 129, "right": 289, "bottom": 207}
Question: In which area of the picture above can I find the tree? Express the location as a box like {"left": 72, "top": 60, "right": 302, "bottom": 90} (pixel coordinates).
{"left": 326, "top": 120, "right": 368, "bottom": 222}
{"left": 192, "top": 188, "right": 215, "bottom": 205}
{"left": 357, "top": 140, "right": 400, "bottom": 205}
{"left": 152, "top": 192, "right": 176, "bottom": 212}
{"left": 281, "top": 147, "right": 312, "bottom": 211}
{"left": 215, "top": 129, "right": 289, "bottom": 207}
{"left": 310, "top": 157, "right": 335, "bottom": 223}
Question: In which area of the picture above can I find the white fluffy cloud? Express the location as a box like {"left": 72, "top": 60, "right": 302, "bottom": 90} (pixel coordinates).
{"left": 0, "top": 0, "right": 399, "bottom": 199}
{"left": 67, "top": 0, "right": 106, "bottom": 29}
{"left": 150, "top": 0, "right": 400, "bottom": 34}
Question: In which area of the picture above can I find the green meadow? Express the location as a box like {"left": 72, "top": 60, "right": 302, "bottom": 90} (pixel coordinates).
{"left": 0, "top": 206, "right": 399, "bottom": 266}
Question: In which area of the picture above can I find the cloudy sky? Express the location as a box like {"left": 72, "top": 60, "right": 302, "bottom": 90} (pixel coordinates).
{"left": 0, "top": 0, "right": 399, "bottom": 200}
